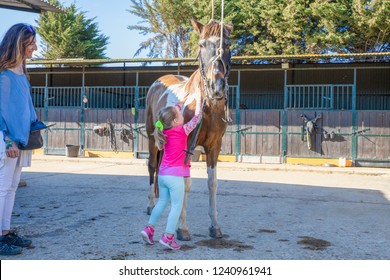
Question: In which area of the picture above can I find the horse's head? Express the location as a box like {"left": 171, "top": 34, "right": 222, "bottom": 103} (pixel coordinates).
{"left": 192, "top": 19, "right": 233, "bottom": 101}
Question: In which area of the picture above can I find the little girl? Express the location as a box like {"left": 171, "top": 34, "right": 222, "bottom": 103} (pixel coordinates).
{"left": 141, "top": 94, "right": 203, "bottom": 250}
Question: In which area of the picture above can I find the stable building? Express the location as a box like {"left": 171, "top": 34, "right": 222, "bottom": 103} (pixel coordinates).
{"left": 27, "top": 53, "right": 390, "bottom": 167}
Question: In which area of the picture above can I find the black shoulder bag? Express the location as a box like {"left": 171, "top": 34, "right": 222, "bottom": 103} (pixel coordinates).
{"left": 18, "top": 121, "right": 48, "bottom": 150}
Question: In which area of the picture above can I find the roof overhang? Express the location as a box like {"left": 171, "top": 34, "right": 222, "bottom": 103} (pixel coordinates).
{"left": 0, "top": 0, "right": 63, "bottom": 13}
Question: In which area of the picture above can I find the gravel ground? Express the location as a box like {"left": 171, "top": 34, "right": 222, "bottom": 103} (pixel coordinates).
{"left": 2, "top": 155, "right": 390, "bottom": 260}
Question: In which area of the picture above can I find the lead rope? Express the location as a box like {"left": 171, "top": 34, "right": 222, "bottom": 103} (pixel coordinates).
{"left": 211, "top": 0, "right": 215, "bottom": 21}
{"left": 210, "top": 0, "right": 231, "bottom": 123}
{"left": 184, "top": 98, "right": 207, "bottom": 164}
{"left": 211, "top": 0, "right": 225, "bottom": 66}
{"left": 220, "top": 0, "right": 232, "bottom": 123}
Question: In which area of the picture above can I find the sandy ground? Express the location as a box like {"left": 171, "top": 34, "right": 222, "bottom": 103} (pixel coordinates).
{"left": 1, "top": 155, "right": 390, "bottom": 260}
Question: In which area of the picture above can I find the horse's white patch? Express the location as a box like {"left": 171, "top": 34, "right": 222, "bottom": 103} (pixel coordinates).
{"left": 157, "top": 82, "right": 186, "bottom": 107}
{"left": 168, "top": 83, "right": 201, "bottom": 114}
{"left": 166, "top": 84, "right": 183, "bottom": 105}
{"left": 156, "top": 77, "right": 200, "bottom": 114}
{"left": 183, "top": 91, "right": 201, "bottom": 110}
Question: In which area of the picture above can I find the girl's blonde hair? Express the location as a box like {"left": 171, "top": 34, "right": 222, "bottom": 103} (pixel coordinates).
{"left": 0, "top": 23, "right": 36, "bottom": 73}
{"left": 153, "top": 106, "right": 178, "bottom": 150}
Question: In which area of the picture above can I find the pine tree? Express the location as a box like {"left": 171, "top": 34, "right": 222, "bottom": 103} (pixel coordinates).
{"left": 311, "top": 0, "right": 390, "bottom": 53}
{"left": 228, "top": 0, "right": 390, "bottom": 56}
{"left": 36, "top": 0, "right": 109, "bottom": 59}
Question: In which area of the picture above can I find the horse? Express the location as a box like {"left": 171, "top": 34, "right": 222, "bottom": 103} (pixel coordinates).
{"left": 145, "top": 18, "right": 233, "bottom": 240}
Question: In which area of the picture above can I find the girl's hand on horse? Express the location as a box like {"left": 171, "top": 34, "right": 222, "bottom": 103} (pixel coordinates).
{"left": 175, "top": 102, "right": 183, "bottom": 110}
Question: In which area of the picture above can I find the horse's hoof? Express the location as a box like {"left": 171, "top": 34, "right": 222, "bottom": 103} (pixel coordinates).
{"left": 146, "top": 206, "right": 154, "bottom": 215}
{"left": 209, "top": 227, "right": 223, "bottom": 238}
{"left": 176, "top": 228, "right": 191, "bottom": 241}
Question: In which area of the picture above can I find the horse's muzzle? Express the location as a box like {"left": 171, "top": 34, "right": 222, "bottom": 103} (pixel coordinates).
{"left": 210, "top": 78, "right": 226, "bottom": 99}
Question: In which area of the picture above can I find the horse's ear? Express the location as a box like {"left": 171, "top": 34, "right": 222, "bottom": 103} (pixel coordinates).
{"left": 191, "top": 19, "right": 203, "bottom": 35}
{"left": 224, "top": 23, "right": 233, "bottom": 36}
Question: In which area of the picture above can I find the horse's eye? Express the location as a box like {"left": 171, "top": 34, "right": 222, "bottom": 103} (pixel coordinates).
{"left": 199, "top": 39, "right": 206, "bottom": 48}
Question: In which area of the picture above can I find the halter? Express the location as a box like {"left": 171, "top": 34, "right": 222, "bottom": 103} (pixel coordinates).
{"left": 198, "top": 50, "right": 229, "bottom": 101}
{"left": 197, "top": 38, "right": 232, "bottom": 122}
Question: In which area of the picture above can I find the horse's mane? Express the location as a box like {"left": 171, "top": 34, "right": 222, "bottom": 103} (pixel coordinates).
{"left": 200, "top": 20, "right": 231, "bottom": 39}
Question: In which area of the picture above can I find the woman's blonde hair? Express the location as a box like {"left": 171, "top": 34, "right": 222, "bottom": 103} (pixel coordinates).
{"left": 153, "top": 106, "right": 178, "bottom": 150}
{"left": 0, "top": 23, "right": 36, "bottom": 73}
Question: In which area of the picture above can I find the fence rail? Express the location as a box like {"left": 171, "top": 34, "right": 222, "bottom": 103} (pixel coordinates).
{"left": 32, "top": 86, "right": 151, "bottom": 109}
{"left": 31, "top": 84, "right": 390, "bottom": 164}
{"left": 286, "top": 84, "right": 354, "bottom": 110}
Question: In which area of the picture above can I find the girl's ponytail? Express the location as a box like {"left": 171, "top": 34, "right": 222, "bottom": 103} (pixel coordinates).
{"left": 153, "top": 106, "right": 177, "bottom": 150}
{"left": 153, "top": 124, "right": 166, "bottom": 150}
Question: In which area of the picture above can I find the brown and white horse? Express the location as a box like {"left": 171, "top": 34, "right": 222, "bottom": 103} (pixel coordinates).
{"left": 145, "top": 19, "right": 233, "bottom": 240}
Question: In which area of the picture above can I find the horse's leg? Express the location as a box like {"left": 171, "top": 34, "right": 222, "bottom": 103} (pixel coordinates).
{"left": 176, "top": 176, "right": 192, "bottom": 241}
{"left": 147, "top": 142, "right": 158, "bottom": 215}
{"left": 206, "top": 147, "right": 223, "bottom": 238}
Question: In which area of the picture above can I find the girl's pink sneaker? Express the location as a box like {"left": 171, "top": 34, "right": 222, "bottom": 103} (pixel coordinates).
{"left": 159, "top": 233, "right": 181, "bottom": 250}
{"left": 141, "top": 226, "right": 155, "bottom": 245}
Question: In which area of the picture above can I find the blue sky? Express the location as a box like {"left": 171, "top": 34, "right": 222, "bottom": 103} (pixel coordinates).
{"left": 0, "top": 0, "right": 148, "bottom": 59}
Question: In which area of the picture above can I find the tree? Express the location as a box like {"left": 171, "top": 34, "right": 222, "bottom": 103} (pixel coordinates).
{"left": 129, "top": 0, "right": 389, "bottom": 59}
{"left": 128, "top": 0, "right": 197, "bottom": 58}
{"left": 311, "top": 0, "right": 390, "bottom": 53}
{"left": 226, "top": 0, "right": 327, "bottom": 56}
{"left": 128, "top": 0, "right": 224, "bottom": 58}
{"left": 36, "top": 0, "right": 109, "bottom": 59}
{"left": 224, "top": 0, "right": 269, "bottom": 56}
{"left": 227, "top": 0, "right": 390, "bottom": 56}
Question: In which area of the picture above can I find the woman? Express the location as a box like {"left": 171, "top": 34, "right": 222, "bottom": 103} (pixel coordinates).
{"left": 0, "top": 23, "right": 38, "bottom": 255}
